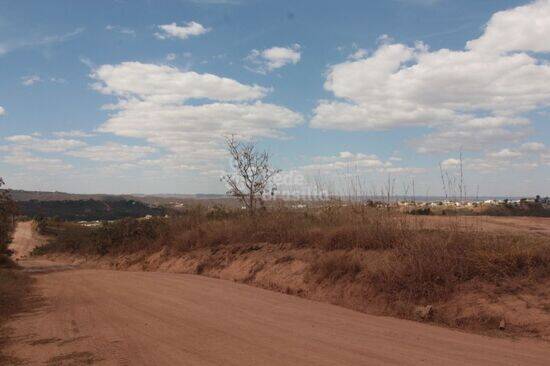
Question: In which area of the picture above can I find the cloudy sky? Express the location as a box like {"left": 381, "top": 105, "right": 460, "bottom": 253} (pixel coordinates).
{"left": 0, "top": 0, "right": 549, "bottom": 196}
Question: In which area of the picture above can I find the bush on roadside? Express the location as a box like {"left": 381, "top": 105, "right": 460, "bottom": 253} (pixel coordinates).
{"left": 307, "top": 251, "right": 364, "bottom": 284}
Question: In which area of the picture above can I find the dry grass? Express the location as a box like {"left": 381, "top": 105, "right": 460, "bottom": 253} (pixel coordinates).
{"left": 307, "top": 251, "right": 364, "bottom": 284}
{"left": 367, "top": 233, "right": 550, "bottom": 303}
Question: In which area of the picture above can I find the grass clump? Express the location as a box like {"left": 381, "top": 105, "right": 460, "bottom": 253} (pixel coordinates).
{"left": 307, "top": 251, "right": 364, "bottom": 284}
{"left": 366, "top": 232, "right": 550, "bottom": 303}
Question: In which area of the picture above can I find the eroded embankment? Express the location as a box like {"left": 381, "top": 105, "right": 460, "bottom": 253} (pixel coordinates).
{"left": 43, "top": 243, "right": 550, "bottom": 341}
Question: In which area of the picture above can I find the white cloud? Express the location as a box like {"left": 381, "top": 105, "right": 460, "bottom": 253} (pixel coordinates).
{"left": 90, "top": 61, "right": 302, "bottom": 171}
{"left": 300, "top": 151, "right": 424, "bottom": 175}
{"left": 53, "top": 130, "right": 95, "bottom": 138}
{"left": 155, "top": 21, "right": 210, "bottom": 40}
{"left": 466, "top": 0, "right": 550, "bottom": 54}
{"left": 520, "top": 142, "right": 546, "bottom": 152}
{"left": 21, "top": 75, "right": 42, "bottom": 86}
{"left": 21, "top": 75, "right": 67, "bottom": 86}
{"left": 2, "top": 151, "right": 72, "bottom": 171}
{"left": 0, "top": 27, "right": 85, "bottom": 56}
{"left": 441, "top": 158, "right": 460, "bottom": 168}
{"left": 105, "top": 25, "right": 136, "bottom": 36}
{"left": 488, "top": 148, "right": 523, "bottom": 159}
{"left": 166, "top": 53, "right": 177, "bottom": 61}
{"left": 0, "top": 106, "right": 5, "bottom": 116}
{"left": 412, "top": 122, "right": 529, "bottom": 154}
{"left": 348, "top": 48, "right": 368, "bottom": 60}
{"left": 4, "top": 135, "right": 86, "bottom": 152}
{"left": 311, "top": 0, "right": 550, "bottom": 153}
{"left": 287, "top": 151, "right": 426, "bottom": 196}
{"left": 246, "top": 44, "right": 301, "bottom": 74}
{"left": 92, "top": 62, "right": 267, "bottom": 104}
{"left": 67, "top": 142, "right": 156, "bottom": 162}
{"left": 441, "top": 141, "right": 550, "bottom": 173}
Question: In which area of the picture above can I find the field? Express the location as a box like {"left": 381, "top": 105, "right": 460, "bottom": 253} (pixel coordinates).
{"left": 418, "top": 215, "right": 550, "bottom": 237}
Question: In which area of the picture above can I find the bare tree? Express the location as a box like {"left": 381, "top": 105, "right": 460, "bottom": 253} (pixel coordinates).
{"left": 221, "top": 136, "right": 280, "bottom": 215}
{"left": 439, "top": 162, "right": 448, "bottom": 200}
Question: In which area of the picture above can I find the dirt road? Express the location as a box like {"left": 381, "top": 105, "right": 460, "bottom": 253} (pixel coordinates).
{"left": 9, "top": 221, "right": 47, "bottom": 260}
{"left": 6, "top": 223, "right": 550, "bottom": 365}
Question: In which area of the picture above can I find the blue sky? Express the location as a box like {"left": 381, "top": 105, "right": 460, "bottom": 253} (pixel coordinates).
{"left": 0, "top": 0, "right": 549, "bottom": 196}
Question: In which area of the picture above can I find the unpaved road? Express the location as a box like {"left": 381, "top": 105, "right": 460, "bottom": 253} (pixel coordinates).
{"left": 6, "top": 223, "right": 550, "bottom": 365}
{"left": 9, "top": 221, "right": 47, "bottom": 260}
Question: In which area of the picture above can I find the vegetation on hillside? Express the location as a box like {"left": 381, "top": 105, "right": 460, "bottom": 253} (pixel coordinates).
{"left": 18, "top": 199, "right": 165, "bottom": 221}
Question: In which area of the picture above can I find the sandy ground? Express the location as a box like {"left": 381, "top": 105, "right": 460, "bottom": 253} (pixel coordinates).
{"left": 5, "top": 222, "right": 550, "bottom": 365}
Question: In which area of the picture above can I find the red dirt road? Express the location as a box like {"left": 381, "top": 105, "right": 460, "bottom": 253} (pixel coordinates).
{"left": 6, "top": 223, "right": 550, "bottom": 365}
{"left": 9, "top": 221, "right": 47, "bottom": 260}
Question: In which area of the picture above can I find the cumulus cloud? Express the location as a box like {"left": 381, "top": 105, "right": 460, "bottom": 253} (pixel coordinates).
{"left": 246, "top": 44, "right": 301, "bottom": 74}
{"left": 90, "top": 61, "right": 302, "bottom": 171}
{"left": 2, "top": 151, "right": 72, "bottom": 171}
{"left": 4, "top": 135, "right": 86, "bottom": 152}
{"left": 67, "top": 142, "right": 156, "bottom": 162}
{"left": 411, "top": 121, "right": 529, "bottom": 154}
{"left": 311, "top": 0, "right": 550, "bottom": 153}
{"left": 92, "top": 62, "right": 267, "bottom": 103}
{"left": 441, "top": 141, "right": 549, "bottom": 173}
{"left": 155, "top": 21, "right": 210, "bottom": 40}
{"left": 300, "top": 151, "right": 424, "bottom": 175}
{"left": 466, "top": 0, "right": 550, "bottom": 54}
{"left": 0, "top": 106, "right": 5, "bottom": 116}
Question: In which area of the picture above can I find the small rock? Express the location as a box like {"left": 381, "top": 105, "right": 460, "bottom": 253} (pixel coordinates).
{"left": 499, "top": 319, "right": 506, "bottom": 330}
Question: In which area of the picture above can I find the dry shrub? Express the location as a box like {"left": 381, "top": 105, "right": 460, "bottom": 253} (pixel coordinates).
{"left": 34, "top": 217, "right": 169, "bottom": 256}
{"left": 367, "top": 232, "right": 550, "bottom": 303}
{"left": 307, "top": 251, "right": 364, "bottom": 284}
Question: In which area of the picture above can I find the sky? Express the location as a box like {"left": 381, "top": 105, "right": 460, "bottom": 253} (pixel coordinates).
{"left": 0, "top": 0, "right": 549, "bottom": 197}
